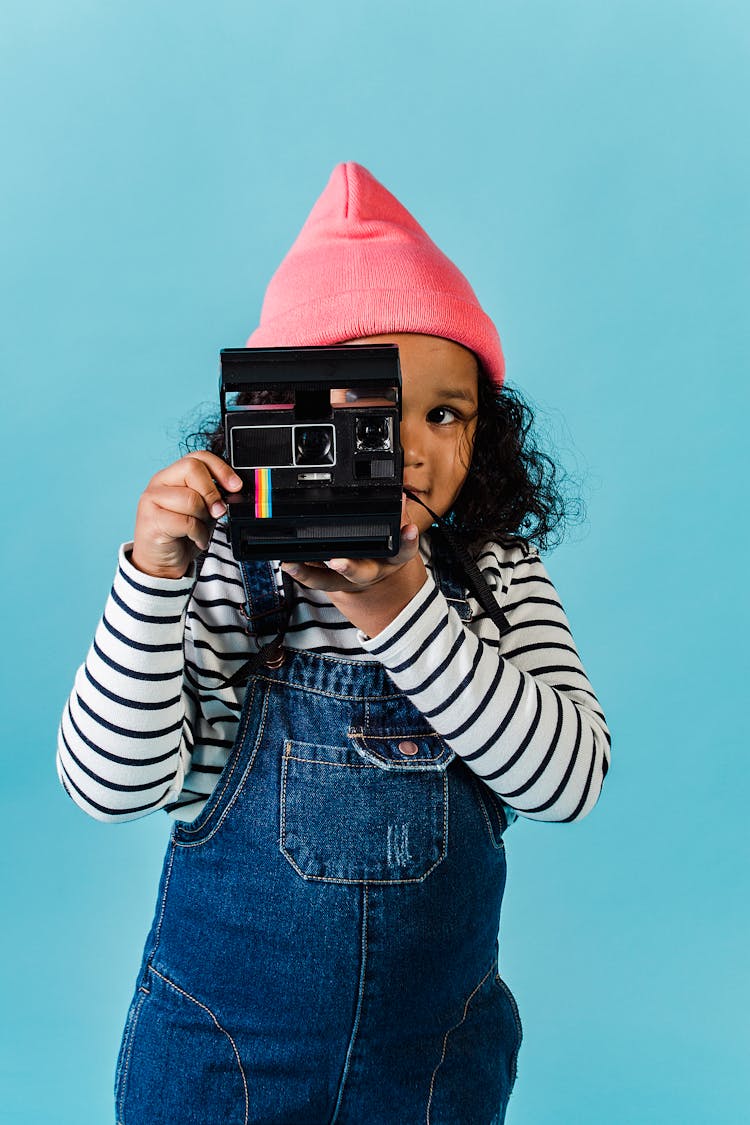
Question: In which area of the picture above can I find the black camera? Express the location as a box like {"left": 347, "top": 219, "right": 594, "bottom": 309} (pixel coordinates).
{"left": 219, "top": 344, "right": 403, "bottom": 561}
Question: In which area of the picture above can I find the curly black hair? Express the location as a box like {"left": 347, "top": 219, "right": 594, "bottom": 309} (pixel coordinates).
{"left": 448, "top": 368, "right": 584, "bottom": 554}
{"left": 180, "top": 366, "right": 584, "bottom": 557}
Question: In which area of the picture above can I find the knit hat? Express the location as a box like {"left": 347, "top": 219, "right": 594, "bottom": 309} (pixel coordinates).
{"left": 245, "top": 162, "right": 505, "bottom": 386}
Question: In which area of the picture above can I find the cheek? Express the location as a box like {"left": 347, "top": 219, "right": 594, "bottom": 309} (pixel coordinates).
{"left": 448, "top": 426, "right": 476, "bottom": 497}
{"left": 439, "top": 448, "right": 472, "bottom": 505}
{"left": 453, "top": 422, "right": 477, "bottom": 473}
{"left": 450, "top": 464, "right": 471, "bottom": 502}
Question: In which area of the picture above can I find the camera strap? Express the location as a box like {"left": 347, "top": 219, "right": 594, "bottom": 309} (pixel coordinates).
{"left": 403, "top": 491, "right": 512, "bottom": 638}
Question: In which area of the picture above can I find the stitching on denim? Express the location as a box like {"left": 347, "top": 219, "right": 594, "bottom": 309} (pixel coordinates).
{"left": 470, "top": 774, "right": 505, "bottom": 850}
{"left": 279, "top": 740, "right": 290, "bottom": 863}
{"left": 115, "top": 987, "right": 149, "bottom": 1124}
{"left": 350, "top": 731, "right": 444, "bottom": 741}
{"left": 279, "top": 753, "right": 449, "bottom": 885}
{"left": 147, "top": 965, "right": 249, "bottom": 1125}
{"left": 175, "top": 686, "right": 270, "bottom": 849}
{"left": 442, "top": 769, "right": 449, "bottom": 866}
{"left": 493, "top": 970, "right": 523, "bottom": 1090}
{"left": 349, "top": 729, "right": 451, "bottom": 768}
{"left": 151, "top": 843, "right": 176, "bottom": 953}
{"left": 262, "top": 678, "right": 388, "bottom": 702}
{"left": 355, "top": 709, "right": 450, "bottom": 747}
{"left": 330, "top": 885, "right": 368, "bottom": 1123}
{"left": 176, "top": 681, "right": 259, "bottom": 838}
{"left": 287, "top": 755, "right": 373, "bottom": 769}
{"left": 240, "top": 560, "right": 281, "bottom": 630}
{"left": 281, "top": 848, "right": 444, "bottom": 886}
{"left": 426, "top": 963, "right": 496, "bottom": 1124}
{"left": 240, "top": 561, "right": 262, "bottom": 627}
{"left": 258, "top": 666, "right": 396, "bottom": 702}
{"left": 284, "top": 739, "right": 445, "bottom": 770}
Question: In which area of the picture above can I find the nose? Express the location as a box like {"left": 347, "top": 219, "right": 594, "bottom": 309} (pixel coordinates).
{"left": 399, "top": 417, "right": 425, "bottom": 467}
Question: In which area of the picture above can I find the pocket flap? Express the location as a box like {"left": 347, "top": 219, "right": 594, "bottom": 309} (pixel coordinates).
{"left": 348, "top": 729, "right": 454, "bottom": 771}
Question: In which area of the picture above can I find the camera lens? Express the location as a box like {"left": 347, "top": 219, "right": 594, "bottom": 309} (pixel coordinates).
{"left": 355, "top": 416, "right": 392, "bottom": 452}
{"left": 295, "top": 425, "right": 334, "bottom": 465}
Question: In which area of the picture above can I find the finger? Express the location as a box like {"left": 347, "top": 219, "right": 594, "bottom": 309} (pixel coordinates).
{"left": 149, "top": 506, "right": 213, "bottom": 551}
{"left": 324, "top": 527, "right": 419, "bottom": 584}
{"left": 152, "top": 456, "right": 243, "bottom": 518}
{"left": 382, "top": 523, "right": 420, "bottom": 569}
{"left": 323, "top": 557, "right": 382, "bottom": 586}
{"left": 150, "top": 454, "right": 243, "bottom": 494}
{"left": 144, "top": 484, "right": 215, "bottom": 523}
{"left": 281, "top": 562, "right": 352, "bottom": 592}
{"left": 180, "top": 451, "right": 244, "bottom": 492}
{"left": 400, "top": 523, "right": 420, "bottom": 547}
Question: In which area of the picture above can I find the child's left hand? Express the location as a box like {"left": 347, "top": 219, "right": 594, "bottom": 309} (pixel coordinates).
{"left": 280, "top": 522, "right": 420, "bottom": 593}
{"left": 280, "top": 499, "right": 428, "bottom": 638}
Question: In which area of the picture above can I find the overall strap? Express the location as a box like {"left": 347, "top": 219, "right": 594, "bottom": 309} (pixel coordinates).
{"left": 190, "top": 541, "right": 294, "bottom": 689}
{"left": 190, "top": 539, "right": 290, "bottom": 639}
{"left": 238, "top": 559, "right": 290, "bottom": 639}
{"left": 216, "top": 560, "right": 296, "bottom": 687}
{"left": 429, "top": 535, "right": 472, "bottom": 623}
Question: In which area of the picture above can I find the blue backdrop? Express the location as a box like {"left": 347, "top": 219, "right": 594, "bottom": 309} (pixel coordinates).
{"left": 2, "top": 2, "right": 748, "bottom": 1121}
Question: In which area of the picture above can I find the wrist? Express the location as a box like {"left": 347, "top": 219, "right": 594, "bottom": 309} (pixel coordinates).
{"left": 328, "top": 555, "right": 428, "bottom": 638}
{"left": 129, "top": 547, "right": 192, "bottom": 581}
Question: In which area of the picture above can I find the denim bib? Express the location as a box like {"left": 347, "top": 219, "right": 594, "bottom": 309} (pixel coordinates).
{"left": 114, "top": 552, "right": 522, "bottom": 1125}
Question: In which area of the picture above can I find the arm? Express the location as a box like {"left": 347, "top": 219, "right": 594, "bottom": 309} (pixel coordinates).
{"left": 56, "top": 547, "right": 199, "bottom": 822}
{"left": 356, "top": 547, "right": 610, "bottom": 823}
{"left": 286, "top": 538, "right": 610, "bottom": 824}
{"left": 57, "top": 452, "right": 246, "bottom": 823}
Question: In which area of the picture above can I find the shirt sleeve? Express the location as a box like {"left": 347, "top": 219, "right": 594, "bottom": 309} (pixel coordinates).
{"left": 56, "top": 544, "right": 198, "bottom": 822}
{"left": 357, "top": 547, "right": 611, "bottom": 823}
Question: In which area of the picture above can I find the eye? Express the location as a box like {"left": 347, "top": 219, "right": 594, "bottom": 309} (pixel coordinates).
{"left": 427, "top": 406, "right": 460, "bottom": 425}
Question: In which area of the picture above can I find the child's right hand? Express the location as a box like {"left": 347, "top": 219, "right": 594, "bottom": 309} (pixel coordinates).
{"left": 131, "top": 452, "right": 243, "bottom": 579}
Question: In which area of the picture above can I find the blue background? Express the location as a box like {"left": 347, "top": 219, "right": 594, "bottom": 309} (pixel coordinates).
{"left": 2, "top": 2, "right": 748, "bottom": 1121}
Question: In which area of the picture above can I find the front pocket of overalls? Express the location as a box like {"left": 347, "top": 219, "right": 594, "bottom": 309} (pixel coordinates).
{"left": 280, "top": 733, "right": 453, "bottom": 884}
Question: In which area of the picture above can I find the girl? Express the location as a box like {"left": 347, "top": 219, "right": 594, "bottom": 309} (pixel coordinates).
{"left": 58, "top": 163, "right": 611, "bottom": 1125}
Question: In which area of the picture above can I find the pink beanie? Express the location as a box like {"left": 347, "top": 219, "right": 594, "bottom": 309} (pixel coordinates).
{"left": 245, "top": 162, "right": 505, "bottom": 387}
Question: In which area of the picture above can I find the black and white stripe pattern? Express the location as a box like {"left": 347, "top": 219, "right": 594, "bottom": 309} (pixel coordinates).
{"left": 57, "top": 522, "right": 610, "bottom": 823}
{"left": 359, "top": 553, "right": 610, "bottom": 822}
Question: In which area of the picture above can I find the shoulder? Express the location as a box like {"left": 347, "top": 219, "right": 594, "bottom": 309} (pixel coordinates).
{"left": 474, "top": 539, "right": 572, "bottom": 637}
{"left": 472, "top": 538, "right": 543, "bottom": 597}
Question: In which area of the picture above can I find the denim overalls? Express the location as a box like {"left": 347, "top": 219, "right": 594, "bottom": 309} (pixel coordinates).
{"left": 114, "top": 550, "right": 523, "bottom": 1125}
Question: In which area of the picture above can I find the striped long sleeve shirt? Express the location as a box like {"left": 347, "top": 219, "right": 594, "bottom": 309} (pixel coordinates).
{"left": 56, "top": 521, "right": 610, "bottom": 825}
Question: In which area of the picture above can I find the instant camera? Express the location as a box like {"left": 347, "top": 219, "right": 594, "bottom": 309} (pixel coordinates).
{"left": 219, "top": 344, "right": 403, "bottom": 561}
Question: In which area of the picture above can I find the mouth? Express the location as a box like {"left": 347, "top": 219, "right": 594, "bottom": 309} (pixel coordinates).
{"left": 404, "top": 488, "right": 434, "bottom": 521}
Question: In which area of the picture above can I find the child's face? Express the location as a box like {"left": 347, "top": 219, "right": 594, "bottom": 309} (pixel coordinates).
{"left": 352, "top": 333, "right": 479, "bottom": 536}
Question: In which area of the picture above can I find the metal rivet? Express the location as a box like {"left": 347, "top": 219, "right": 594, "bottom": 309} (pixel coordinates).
{"left": 263, "top": 643, "right": 285, "bottom": 668}
{"left": 398, "top": 740, "right": 419, "bottom": 756}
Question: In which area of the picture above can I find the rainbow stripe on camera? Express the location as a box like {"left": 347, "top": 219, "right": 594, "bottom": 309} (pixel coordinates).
{"left": 254, "top": 468, "right": 272, "bottom": 518}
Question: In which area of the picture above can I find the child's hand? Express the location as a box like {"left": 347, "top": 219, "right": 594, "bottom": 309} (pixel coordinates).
{"left": 131, "top": 453, "right": 243, "bottom": 579}
{"left": 281, "top": 523, "right": 420, "bottom": 593}
{"left": 280, "top": 497, "right": 428, "bottom": 638}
